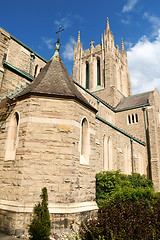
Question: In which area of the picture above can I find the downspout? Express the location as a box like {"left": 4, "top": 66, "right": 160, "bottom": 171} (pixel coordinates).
{"left": 29, "top": 52, "right": 35, "bottom": 75}
{"left": 97, "top": 99, "right": 100, "bottom": 116}
{"left": 130, "top": 138, "right": 134, "bottom": 172}
{"left": 142, "top": 106, "right": 152, "bottom": 179}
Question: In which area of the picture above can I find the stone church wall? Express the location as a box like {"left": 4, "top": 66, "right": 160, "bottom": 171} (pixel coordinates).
{"left": 0, "top": 96, "right": 98, "bottom": 234}
{"left": 0, "top": 27, "right": 46, "bottom": 94}
{"left": 115, "top": 107, "right": 146, "bottom": 143}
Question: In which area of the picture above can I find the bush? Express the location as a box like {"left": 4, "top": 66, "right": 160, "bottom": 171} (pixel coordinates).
{"left": 96, "top": 171, "right": 154, "bottom": 209}
{"left": 28, "top": 187, "right": 51, "bottom": 240}
{"left": 79, "top": 198, "right": 160, "bottom": 240}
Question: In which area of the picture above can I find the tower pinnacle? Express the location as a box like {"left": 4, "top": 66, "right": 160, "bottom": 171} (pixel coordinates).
{"left": 121, "top": 38, "right": 125, "bottom": 52}
{"left": 106, "top": 17, "right": 110, "bottom": 32}
{"left": 77, "top": 31, "right": 80, "bottom": 44}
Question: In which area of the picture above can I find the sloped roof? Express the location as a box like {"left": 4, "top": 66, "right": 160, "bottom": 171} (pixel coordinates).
{"left": 14, "top": 53, "right": 96, "bottom": 112}
{"left": 115, "top": 91, "right": 153, "bottom": 111}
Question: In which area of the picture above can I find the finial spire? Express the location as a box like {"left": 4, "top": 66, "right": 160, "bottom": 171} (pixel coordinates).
{"left": 106, "top": 17, "right": 110, "bottom": 32}
{"left": 52, "top": 26, "right": 64, "bottom": 60}
{"left": 121, "top": 38, "right": 125, "bottom": 51}
{"left": 56, "top": 25, "right": 64, "bottom": 43}
{"left": 77, "top": 31, "right": 80, "bottom": 44}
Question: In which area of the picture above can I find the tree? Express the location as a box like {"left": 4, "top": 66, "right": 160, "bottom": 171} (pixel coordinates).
{"left": 28, "top": 187, "right": 51, "bottom": 240}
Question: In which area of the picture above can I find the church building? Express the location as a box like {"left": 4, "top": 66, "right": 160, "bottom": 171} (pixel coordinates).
{"left": 0, "top": 19, "right": 160, "bottom": 235}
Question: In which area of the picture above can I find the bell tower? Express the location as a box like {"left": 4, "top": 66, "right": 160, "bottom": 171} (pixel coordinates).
{"left": 72, "top": 19, "right": 132, "bottom": 107}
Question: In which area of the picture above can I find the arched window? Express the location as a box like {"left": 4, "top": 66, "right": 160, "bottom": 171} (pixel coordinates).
{"left": 5, "top": 112, "right": 19, "bottom": 161}
{"left": 135, "top": 113, "right": 138, "bottom": 123}
{"left": 103, "top": 136, "right": 113, "bottom": 171}
{"left": 34, "top": 64, "right": 38, "bottom": 78}
{"left": 128, "top": 115, "right": 131, "bottom": 124}
{"left": 97, "top": 58, "right": 101, "bottom": 86}
{"left": 132, "top": 114, "right": 134, "bottom": 123}
{"left": 80, "top": 118, "right": 90, "bottom": 165}
{"left": 124, "top": 145, "right": 132, "bottom": 174}
{"left": 86, "top": 62, "right": 89, "bottom": 89}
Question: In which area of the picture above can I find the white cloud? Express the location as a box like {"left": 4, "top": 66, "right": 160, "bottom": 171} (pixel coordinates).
{"left": 122, "top": 0, "right": 139, "bottom": 13}
{"left": 54, "top": 17, "right": 71, "bottom": 29}
{"left": 143, "top": 12, "right": 160, "bottom": 36}
{"left": 42, "top": 37, "right": 55, "bottom": 49}
{"left": 121, "top": 15, "right": 131, "bottom": 25}
{"left": 127, "top": 31, "right": 160, "bottom": 94}
{"left": 62, "top": 37, "right": 76, "bottom": 61}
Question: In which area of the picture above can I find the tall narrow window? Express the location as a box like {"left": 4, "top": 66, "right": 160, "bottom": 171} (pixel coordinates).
{"left": 86, "top": 62, "right": 89, "bottom": 89}
{"left": 132, "top": 114, "right": 134, "bottom": 123}
{"left": 5, "top": 112, "right": 19, "bottom": 161}
{"left": 128, "top": 115, "right": 131, "bottom": 124}
{"left": 80, "top": 118, "right": 90, "bottom": 165}
{"left": 135, "top": 114, "right": 138, "bottom": 123}
{"left": 97, "top": 58, "right": 101, "bottom": 86}
{"left": 34, "top": 64, "right": 38, "bottom": 78}
{"left": 103, "top": 136, "right": 113, "bottom": 171}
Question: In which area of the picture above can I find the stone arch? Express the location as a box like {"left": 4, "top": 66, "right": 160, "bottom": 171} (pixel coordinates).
{"left": 5, "top": 111, "right": 20, "bottom": 161}
{"left": 80, "top": 117, "right": 90, "bottom": 165}
{"left": 103, "top": 135, "right": 113, "bottom": 171}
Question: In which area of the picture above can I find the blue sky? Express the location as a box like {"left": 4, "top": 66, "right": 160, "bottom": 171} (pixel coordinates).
{"left": 1, "top": 0, "right": 160, "bottom": 94}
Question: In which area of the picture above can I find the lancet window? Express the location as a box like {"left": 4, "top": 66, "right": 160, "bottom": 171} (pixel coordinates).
{"left": 5, "top": 112, "right": 20, "bottom": 161}
{"left": 80, "top": 117, "right": 90, "bottom": 165}
{"left": 86, "top": 62, "right": 89, "bottom": 89}
{"left": 128, "top": 113, "right": 139, "bottom": 124}
{"left": 103, "top": 135, "right": 113, "bottom": 170}
{"left": 34, "top": 64, "right": 38, "bottom": 77}
{"left": 97, "top": 58, "right": 101, "bottom": 86}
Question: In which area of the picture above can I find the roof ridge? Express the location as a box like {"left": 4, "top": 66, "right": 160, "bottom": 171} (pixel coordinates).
{"left": 123, "top": 90, "right": 153, "bottom": 99}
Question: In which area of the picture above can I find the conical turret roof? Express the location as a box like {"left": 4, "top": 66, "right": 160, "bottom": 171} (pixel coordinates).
{"left": 15, "top": 45, "right": 96, "bottom": 112}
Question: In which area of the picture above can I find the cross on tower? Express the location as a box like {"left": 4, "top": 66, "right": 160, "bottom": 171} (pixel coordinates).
{"left": 56, "top": 25, "right": 64, "bottom": 43}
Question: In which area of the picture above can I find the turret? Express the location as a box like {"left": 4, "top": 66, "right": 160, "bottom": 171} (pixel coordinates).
{"left": 121, "top": 38, "right": 125, "bottom": 52}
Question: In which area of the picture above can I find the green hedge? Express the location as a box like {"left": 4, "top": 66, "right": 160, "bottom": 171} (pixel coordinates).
{"left": 96, "top": 171, "right": 154, "bottom": 209}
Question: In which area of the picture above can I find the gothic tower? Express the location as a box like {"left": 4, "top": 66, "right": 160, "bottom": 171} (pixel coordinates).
{"left": 72, "top": 18, "right": 132, "bottom": 107}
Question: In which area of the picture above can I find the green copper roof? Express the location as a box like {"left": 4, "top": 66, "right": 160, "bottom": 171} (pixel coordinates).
{"left": 96, "top": 115, "right": 146, "bottom": 146}
{"left": 3, "top": 61, "right": 34, "bottom": 81}
{"left": 73, "top": 80, "right": 150, "bottom": 112}
{"left": 0, "top": 27, "right": 47, "bottom": 63}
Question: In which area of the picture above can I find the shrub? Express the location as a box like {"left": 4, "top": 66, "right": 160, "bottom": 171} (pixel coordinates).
{"left": 79, "top": 198, "right": 160, "bottom": 240}
{"left": 28, "top": 187, "right": 51, "bottom": 240}
{"left": 96, "top": 171, "right": 154, "bottom": 209}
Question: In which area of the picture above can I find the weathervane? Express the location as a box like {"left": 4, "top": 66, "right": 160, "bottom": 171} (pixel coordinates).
{"left": 52, "top": 25, "right": 64, "bottom": 60}
{"left": 56, "top": 25, "right": 64, "bottom": 43}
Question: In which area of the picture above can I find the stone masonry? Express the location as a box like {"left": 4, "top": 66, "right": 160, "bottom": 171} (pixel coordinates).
{"left": 0, "top": 19, "right": 160, "bottom": 235}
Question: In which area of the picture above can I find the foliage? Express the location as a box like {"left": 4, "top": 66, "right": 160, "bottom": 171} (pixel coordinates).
{"left": 96, "top": 171, "right": 154, "bottom": 209}
{"left": 79, "top": 198, "right": 160, "bottom": 240}
{"left": 78, "top": 171, "right": 160, "bottom": 239}
{"left": 28, "top": 187, "right": 51, "bottom": 240}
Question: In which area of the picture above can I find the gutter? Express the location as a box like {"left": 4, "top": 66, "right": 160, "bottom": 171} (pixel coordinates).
{"left": 73, "top": 80, "right": 114, "bottom": 111}
{"left": 3, "top": 61, "right": 34, "bottom": 82}
{"left": 0, "top": 26, "right": 47, "bottom": 63}
{"left": 142, "top": 106, "right": 152, "bottom": 179}
{"left": 96, "top": 115, "right": 145, "bottom": 146}
{"left": 115, "top": 103, "right": 150, "bottom": 112}
{"left": 73, "top": 80, "right": 150, "bottom": 113}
